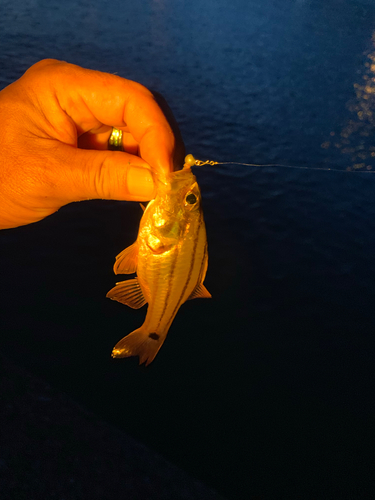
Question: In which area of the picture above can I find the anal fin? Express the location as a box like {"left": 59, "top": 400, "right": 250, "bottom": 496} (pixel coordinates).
{"left": 106, "top": 278, "right": 147, "bottom": 309}
{"left": 188, "top": 283, "right": 212, "bottom": 301}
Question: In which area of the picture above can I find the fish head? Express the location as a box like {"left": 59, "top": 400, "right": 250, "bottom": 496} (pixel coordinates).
{"left": 155, "top": 167, "right": 202, "bottom": 216}
{"left": 140, "top": 168, "right": 202, "bottom": 254}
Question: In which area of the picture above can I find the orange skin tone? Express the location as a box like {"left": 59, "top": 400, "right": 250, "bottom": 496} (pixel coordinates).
{"left": 0, "top": 59, "right": 175, "bottom": 229}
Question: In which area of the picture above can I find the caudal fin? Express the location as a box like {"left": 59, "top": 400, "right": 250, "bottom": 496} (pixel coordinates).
{"left": 111, "top": 328, "right": 165, "bottom": 366}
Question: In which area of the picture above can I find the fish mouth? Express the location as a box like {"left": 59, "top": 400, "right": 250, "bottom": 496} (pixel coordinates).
{"left": 155, "top": 167, "right": 195, "bottom": 189}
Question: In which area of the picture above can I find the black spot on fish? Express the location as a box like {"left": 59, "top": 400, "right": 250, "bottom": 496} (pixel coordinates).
{"left": 149, "top": 333, "right": 160, "bottom": 341}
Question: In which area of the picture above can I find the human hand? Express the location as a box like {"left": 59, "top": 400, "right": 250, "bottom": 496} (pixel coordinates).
{"left": 0, "top": 59, "right": 176, "bottom": 229}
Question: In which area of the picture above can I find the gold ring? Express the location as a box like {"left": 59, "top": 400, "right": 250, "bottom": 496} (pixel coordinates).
{"left": 108, "top": 127, "right": 124, "bottom": 151}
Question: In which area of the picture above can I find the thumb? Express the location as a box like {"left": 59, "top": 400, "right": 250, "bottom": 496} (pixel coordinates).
{"left": 55, "top": 145, "right": 156, "bottom": 204}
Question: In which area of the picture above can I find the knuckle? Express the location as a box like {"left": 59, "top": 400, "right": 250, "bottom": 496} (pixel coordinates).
{"left": 88, "top": 155, "right": 119, "bottom": 199}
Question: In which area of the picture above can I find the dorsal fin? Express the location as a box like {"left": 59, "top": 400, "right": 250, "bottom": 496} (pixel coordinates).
{"left": 113, "top": 241, "right": 139, "bottom": 275}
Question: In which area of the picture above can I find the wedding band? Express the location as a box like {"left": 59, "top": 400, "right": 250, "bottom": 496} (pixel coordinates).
{"left": 108, "top": 127, "right": 124, "bottom": 151}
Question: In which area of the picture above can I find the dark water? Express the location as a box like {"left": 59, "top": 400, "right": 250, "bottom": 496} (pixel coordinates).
{"left": 1, "top": 0, "right": 375, "bottom": 498}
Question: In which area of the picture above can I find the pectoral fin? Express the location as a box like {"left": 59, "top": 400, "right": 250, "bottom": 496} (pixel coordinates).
{"left": 188, "top": 283, "right": 212, "bottom": 300}
{"left": 113, "top": 241, "right": 139, "bottom": 274}
{"left": 106, "top": 278, "right": 147, "bottom": 309}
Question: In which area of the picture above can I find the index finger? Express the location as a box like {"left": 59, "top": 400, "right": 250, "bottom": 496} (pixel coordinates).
{"left": 31, "top": 59, "right": 175, "bottom": 176}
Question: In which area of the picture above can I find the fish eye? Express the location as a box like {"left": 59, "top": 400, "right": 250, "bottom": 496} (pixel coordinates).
{"left": 185, "top": 193, "right": 197, "bottom": 205}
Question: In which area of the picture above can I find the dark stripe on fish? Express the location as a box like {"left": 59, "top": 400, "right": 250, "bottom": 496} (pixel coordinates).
{"left": 147, "top": 245, "right": 162, "bottom": 320}
{"left": 197, "top": 241, "right": 208, "bottom": 284}
{"left": 155, "top": 231, "right": 182, "bottom": 331}
{"left": 164, "top": 211, "right": 203, "bottom": 331}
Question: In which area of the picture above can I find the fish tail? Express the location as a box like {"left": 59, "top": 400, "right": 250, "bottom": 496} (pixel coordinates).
{"left": 111, "top": 328, "right": 165, "bottom": 366}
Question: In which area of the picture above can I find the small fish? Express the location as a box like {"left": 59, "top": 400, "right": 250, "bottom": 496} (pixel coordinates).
{"left": 107, "top": 164, "right": 211, "bottom": 365}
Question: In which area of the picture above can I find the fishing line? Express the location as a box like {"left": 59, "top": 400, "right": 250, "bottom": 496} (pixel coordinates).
{"left": 184, "top": 154, "right": 375, "bottom": 173}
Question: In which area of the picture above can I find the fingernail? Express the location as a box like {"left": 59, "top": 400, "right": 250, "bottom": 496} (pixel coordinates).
{"left": 127, "top": 166, "right": 155, "bottom": 199}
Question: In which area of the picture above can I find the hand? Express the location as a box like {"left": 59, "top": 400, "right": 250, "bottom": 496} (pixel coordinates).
{"left": 0, "top": 59, "right": 176, "bottom": 229}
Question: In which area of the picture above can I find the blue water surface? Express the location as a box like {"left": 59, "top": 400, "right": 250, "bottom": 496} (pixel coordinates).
{"left": 1, "top": 0, "right": 375, "bottom": 498}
